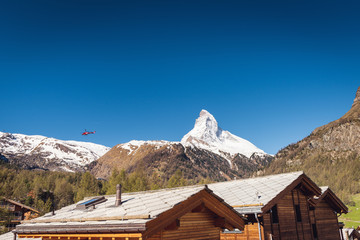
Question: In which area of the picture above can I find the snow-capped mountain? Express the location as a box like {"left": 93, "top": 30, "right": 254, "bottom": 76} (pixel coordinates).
{"left": 0, "top": 132, "right": 110, "bottom": 172}
{"left": 181, "top": 110, "right": 267, "bottom": 161}
{"left": 91, "top": 110, "right": 273, "bottom": 180}
{"left": 1, "top": 110, "right": 272, "bottom": 178}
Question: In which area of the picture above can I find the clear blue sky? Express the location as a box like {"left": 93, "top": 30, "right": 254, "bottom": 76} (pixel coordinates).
{"left": 1, "top": 0, "right": 359, "bottom": 154}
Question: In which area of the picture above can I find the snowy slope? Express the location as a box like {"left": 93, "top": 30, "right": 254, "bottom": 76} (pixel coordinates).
{"left": 0, "top": 132, "right": 110, "bottom": 172}
{"left": 92, "top": 110, "right": 272, "bottom": 179}
{"left": 118, "top": 140, "right": 176, "bottom": 154}
{"left": 114, "top": 110, "right": 269, "bottom": 161}
{"left": 181, "top": 110, "right": 266, "bottom": 159}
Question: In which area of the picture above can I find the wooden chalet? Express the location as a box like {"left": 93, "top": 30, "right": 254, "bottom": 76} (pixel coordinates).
{"left": 14, "top": 185, "right": 245, "bottom": 240}
{"left": 208, "top": 171, "right": 348, "bottom": 240}
{"left": 10, "top": 171, "right": 347, "bottom": 240}
{"left": 310, "top": 186, "right": 349, "bottom": 240}
{"left": 0, "top": 197, "right": 39, "bottom": 229}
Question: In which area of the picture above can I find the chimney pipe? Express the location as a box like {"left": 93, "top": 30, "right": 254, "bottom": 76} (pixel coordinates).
{"left": 115, "top": 184, "right": 122, "bottom": 206}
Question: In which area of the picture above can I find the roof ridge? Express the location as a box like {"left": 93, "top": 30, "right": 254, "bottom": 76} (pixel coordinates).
{"left": 207, "top": 171, "right": 304, "bottom": 186}
{"left": 82, "top": 184, "right": 207, "bottom": 201}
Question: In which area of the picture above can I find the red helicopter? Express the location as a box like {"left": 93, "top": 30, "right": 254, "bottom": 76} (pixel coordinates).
{"left": 82, "top": 129, "right": 96, "bottom": 136}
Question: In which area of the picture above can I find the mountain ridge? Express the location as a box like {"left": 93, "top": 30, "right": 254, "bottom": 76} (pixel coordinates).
{"left": 90, "top": 110, "right": 273, "bottom": 181}
{"left": 264, "top": 86, "right": 360, "bottom": 203}
{"left": 0, "top": 110, "right": 272, "bottom": 180}
{"left": 0, "top": 132, "right": 110, "bottom": 172}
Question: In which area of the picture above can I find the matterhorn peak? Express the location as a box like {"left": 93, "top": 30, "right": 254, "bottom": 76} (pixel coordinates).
{"left": 189, "top": 109, "right": 222, "bottom": 143}
{"left": 352, "top": 86, "right": 360, "bottom": 107}
{"left": 181, "top": 110, "right": 266, "bottom": 159}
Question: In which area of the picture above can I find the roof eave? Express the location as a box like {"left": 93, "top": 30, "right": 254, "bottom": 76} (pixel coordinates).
{"left": 318, "top": 188, "right": 348, "bottom": 214}
{"left": 14, "top": 223, "right": 147, "bottom": 234}
{"left": 261, "top": 173, "right": 321, "bottom": 213}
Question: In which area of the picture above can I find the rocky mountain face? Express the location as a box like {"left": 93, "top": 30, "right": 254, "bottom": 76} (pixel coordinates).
{"left": 264, "top": 87, "right": 360, "bottom": 202}
{"left": 91, "top": 110, "right": 273, "bottom": 181}
{"left": 0, "top": 132, "right": 110, "bottom": 172}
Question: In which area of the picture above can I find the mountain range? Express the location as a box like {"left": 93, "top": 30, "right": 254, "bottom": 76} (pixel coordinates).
{"left": 0, "top": 132, "right": 110, "bottom": 172}
{"left": 2, "top": 87, "right": 360, "bottom": 201}
{"left": 90, "top": 110, "right": 273, "bottom": 181}
{"left": 0, "top": 110, "right": 273, "bottom": 182}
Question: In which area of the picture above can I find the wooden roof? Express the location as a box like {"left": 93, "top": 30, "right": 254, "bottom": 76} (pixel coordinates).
{"left": 313, "top": 186, "right": 348, "bottom": 214}
{"left": 1, "top": 197, "right": 39, "bottom": 214}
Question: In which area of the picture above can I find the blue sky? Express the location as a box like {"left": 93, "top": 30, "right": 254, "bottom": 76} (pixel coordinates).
{"left": 0, "top": 0, "right": 359, "bottom": 154}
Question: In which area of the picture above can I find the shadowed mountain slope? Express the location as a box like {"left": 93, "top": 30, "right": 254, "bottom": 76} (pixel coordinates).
{"left": 264, "top": 87, "right": 360, "bottom": 202}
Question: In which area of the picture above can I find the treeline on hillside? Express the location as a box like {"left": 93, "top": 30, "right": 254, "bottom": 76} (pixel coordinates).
{"left": 266, "top": 150, "right": 360, "bottom": 204}
{"left": 0, "top": 164, "right": 211, "bottom": 215}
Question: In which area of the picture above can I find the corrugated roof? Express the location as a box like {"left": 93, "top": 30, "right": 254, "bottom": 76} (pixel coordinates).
{"left": 208, "top": 171, "right": 304, "bottom": 211}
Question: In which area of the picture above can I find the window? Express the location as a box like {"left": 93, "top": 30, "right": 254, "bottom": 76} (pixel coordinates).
{"left": 271, "top": 205, "right": 279, "bottom": 224}
{"left": 295, "top": 204, "right": 302, "bottom": 222}
{"left": 312, "top": 224, "right": 318, "bottom": 239}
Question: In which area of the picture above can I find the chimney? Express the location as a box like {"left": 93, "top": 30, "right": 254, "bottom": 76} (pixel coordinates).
{"left": 115, "top": 184, "right": 122, "bottom": 206}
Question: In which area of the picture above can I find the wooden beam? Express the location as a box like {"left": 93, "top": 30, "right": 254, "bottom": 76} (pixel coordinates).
{"left": 164, "top": 219, "right": 180, "bottom": 231}
{"left": 18, "top": 233, "right": 142, "bottom": 239}
{"left": 143, "top": 188, "right": 245, "bottom": 238}
{"left": 262, "top": 174, "right": 321, "bottom": 213}
{"left": 201, "top": 192, "right": 244, "bottom": 230}
{"left": 214, "top": 216, "right": 235, "bottom": 230}
{"left": 22, "top": 215, "right": 150, "bottom": 224}
{"left": 191, "top": 203, "right": 205, "bottom": 213}
{"left": 214, "top": 217, "right": 226, "bottom": 228}
{"left": 144, "top": 194, "right": 203, "bottom": 238}
{"left": 232, "top": 203, "right": 263, "bottom": 208}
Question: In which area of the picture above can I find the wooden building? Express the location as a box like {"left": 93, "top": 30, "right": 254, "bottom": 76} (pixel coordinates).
{"left": 14, "top": 186, "right": 245, "bottom": 240}
{"left": 208, "top": 171, "right": 348, "bottom": 240}
{"left": 11, "top": 171, "right": 347, "bottom": 240}
{"left": 0, "top": 197, "right": 39, "bottom": 229}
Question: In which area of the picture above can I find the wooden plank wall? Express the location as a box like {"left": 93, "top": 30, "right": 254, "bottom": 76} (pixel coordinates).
{"left": 220, "top": 223, "right": 264, "bottom": 240}
{"left": 147, "top": 208, "right": 220, "bottom": 240}
{"left": 263, "top": 189, "right": 314, "bottom": 240}
{"left": 314, "top": 199, "right": 341, "bottom": 240}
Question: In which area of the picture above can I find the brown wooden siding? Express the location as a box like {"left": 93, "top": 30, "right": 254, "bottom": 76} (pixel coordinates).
{"left": 220, "top": 223, "right": 264, "bottom": 240}
{"left": 148, "top": 209, "right": 221, "bottom": 240}
{"left": 315, "top": 199, "right": 341, "bottom": 240}
{"left": 262, "top": 189, "right": 314, "bottom": 240}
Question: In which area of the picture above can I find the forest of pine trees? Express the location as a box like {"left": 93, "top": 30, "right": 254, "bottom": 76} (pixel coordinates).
{"left": 0, "top": 162, "right": 211, "bottom": 216}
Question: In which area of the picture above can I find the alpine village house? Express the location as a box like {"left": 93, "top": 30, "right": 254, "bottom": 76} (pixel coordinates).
{"left": 7, "top": 172, "right": 348, "bottom": 240}
{"left": 0, "top": 197, "right": 39, "bottom": 230}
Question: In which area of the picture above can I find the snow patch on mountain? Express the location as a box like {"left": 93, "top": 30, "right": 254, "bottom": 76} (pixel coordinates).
{"left": 0, "top": 132, "right": 110, "bottom": 170}
{"left": 119, "top": 140, "right": 178, "bottom": 155}
{"left": 116, "top": 110, "right": 270, "bottom": 168}
{"left": 181, "top": 110, "right": 266, "bottom": 160}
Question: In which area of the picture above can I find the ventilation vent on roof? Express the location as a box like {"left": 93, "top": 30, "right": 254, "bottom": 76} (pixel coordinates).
{"left": 76, "top": 196, "right": 107, "bottom": 210}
